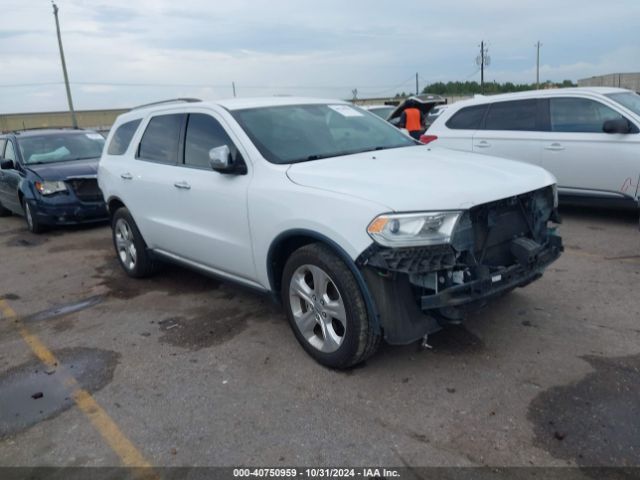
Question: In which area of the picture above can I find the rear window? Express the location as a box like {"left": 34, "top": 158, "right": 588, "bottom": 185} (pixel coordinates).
{"left": 137, "top": 114, "right": 185, "bottom": 164}
{"left": 445, "top": 105, "right": 487, "bottom": 130}
{"left": 484, "top": 100, "right": 538, "bottom": 131}
{"left": 107, "top": 119, "right": 141, "bottom": 155}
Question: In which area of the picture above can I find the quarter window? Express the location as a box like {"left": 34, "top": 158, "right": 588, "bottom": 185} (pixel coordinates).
{"left": 138, "top": 114, "right": 185, "bottom": 164}
{"left": 484, "top": 100, "right": 538, "bottom": 131}
{"left": 184, "top": 114, "right": 237, "bottom": 169}
{"left": 108, "top": 119, "right": 142, "bottom": 155}
{"left": 4, "top": 141, "right": 16, "bottom": 161}
{"left": 550, "top": 98, "right": 625, "bottom": 133}
{"left": 445, "top": 105, "right": 487, "bottom": 130}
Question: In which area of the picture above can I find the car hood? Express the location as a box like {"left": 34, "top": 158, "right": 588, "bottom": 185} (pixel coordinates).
{"left": 286, "top": 146, "right": 556, "bottom": 212}
{"left": 24, "top": 158, "right": 100, "bottom": 181}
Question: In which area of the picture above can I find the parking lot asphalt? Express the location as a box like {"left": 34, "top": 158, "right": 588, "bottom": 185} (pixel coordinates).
{"left": 0, "top": 207, "right": 639, "bottom": 469}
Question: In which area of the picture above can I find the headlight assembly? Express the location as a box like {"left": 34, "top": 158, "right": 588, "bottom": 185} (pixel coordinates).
{"left": 35, "top": 181, "right": 67, "bottom": 195}
{"left": 367, "top": 211, "right": 462, "bottom": 247}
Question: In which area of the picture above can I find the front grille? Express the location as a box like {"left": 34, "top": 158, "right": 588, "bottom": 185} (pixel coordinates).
{"left": 68, "top": 178, "right": 103, "bottom": 202}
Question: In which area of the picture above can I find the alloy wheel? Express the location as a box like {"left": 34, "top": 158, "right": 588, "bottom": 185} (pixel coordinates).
{"left": 114, "top": 218, "right": 137, "bottom": 271}
{"left": 289, "top": 264, "right": 347, "bottom": 353}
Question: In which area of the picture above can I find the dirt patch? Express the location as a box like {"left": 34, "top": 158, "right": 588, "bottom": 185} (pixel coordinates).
{"left": 528, "top": 353, "right": 640, "bottom": 467}
{"left": 51, "top": 318, "right": 76, "bottom": 334}
{"left": 0, "top": 347, "right": 120, "bottom": 438}
{"left": 0, "top": 293, "right": 20, "bottom": 301}
{"left": 94, "top": 257, "right": 221, "bottom": 300}
{"left": 427, "top": 325, "right": 485, "bottom": 355}
{"left": 48, "top": 235, "right": 112, "bottom": 254}
{"left": 158, "top": 301, "right": 279, "bottom": 350}
{"left": 5, "top": 233, "right": 48, "bottom": 248}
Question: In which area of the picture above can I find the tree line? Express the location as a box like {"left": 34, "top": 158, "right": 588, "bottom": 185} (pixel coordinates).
{"left": 394, "top": 79, "right": 577, "bottom": 97}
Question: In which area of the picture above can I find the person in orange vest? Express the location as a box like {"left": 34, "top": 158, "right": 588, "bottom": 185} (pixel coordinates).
{"left": 398, "top": 100, "right": 424, "bottom": 139}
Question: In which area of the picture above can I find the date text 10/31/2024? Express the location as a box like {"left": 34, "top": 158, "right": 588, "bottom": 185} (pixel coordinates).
{"left": 232, "top": 468, "right": 401, "bottom": 478}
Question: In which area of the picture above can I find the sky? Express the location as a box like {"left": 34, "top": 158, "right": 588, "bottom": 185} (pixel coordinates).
{"left": 1, "top": 0, "right": 639, "bottom": 113}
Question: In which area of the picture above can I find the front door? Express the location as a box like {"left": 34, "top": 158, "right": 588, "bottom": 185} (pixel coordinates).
{"left": 0, "top": 140, "right": 24, "bottom": 213}
{"left": 163, "top": 111, "right": 255, "bottom": 282}
{"left": 539, "top": 97, "right": 640, "bottom": 199}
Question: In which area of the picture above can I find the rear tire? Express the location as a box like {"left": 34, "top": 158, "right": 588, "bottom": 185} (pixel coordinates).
{"left": 282, "top": 243, "right": 380, "bottom": 369}
{"left": 111, "top": 207, "right": 158, "bottom": 278}
{"left": 22, "top": 200, "right": 45, "bottom": 233}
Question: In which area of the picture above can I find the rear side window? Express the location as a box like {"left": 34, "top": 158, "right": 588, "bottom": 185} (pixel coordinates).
{"left": 550, "top": 98, "right": 625, "bottom": 133}
{"left": 138, "top": 114, "right": 185, "bottom": 164}
{"left": 0, "top": 139, "right": 5, "bottom": 157}
{"left": 184, "top": 114, "right": 237, "bottom": 169}
{"left": 445, "top": 105, "right": 487, "bottom": 130}
{"left": 484, "top": 100, "right": 537, "bottom": 131}
{"left": 108, "top": 119, "right": 141, "bottom": 155}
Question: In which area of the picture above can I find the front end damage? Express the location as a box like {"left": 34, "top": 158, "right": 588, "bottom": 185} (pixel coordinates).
{"left": 356, "top": 186, "right": 563, "bottom": 344}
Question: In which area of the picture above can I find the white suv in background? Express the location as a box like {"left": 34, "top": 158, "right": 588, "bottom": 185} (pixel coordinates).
{"left": 98, "top": 97, "right": 562, "bottom": 368}
{"left": 427, "top": 88, "right": 640, "bottom": 209}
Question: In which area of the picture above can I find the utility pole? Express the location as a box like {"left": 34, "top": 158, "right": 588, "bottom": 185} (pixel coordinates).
{"left": 232, "top": 81, "right": 236, "bottom": 97}
{"left": 52, "top": 2, "right": 77, "bottom": 129}
{"left": 476, "top": 41, "right": 490, "bottom": 94}
{"left": 535, "top": 41, "right": 542, "bottom": 89}
{"left": 415, "top": 72, "right": 419, "bottom": 95}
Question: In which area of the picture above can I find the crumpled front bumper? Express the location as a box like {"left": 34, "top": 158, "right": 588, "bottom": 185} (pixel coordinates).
{"left": 30, "top": 200, "right": 108, "bottom": 226}
{"left": 356, "top": 186, "right": 563, "bottom": 345}
{"left": 421, "top": 234, "right": 562, "bottom": 310}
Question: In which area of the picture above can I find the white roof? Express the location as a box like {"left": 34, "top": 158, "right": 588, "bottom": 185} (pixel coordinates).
{"left": 455, "top": 87, "right": 632, "bottom": 107}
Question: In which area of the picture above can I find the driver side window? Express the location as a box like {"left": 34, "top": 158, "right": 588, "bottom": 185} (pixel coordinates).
{"left": 184, "top": 113, "right": 238, "bottom": 169}
{"left": 4, "top": 141, "right": 16, "bottom": 161}
{"left": 550, "top": 97, "right": 624, "bottom": 133}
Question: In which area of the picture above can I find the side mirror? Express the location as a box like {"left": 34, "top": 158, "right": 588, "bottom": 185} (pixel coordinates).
{"left": 603, "top": 118, "right": 631, "bottom": 134}
{"left": 208, "top": 145, "right": 247, "bottom": 175}
{"left": 0, "top": 160, "right": 14, "bottom": 170}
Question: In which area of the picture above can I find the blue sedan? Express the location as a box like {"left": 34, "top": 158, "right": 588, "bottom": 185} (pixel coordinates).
{"left": 0, "top": 129, "right": 108, "bottom": 233}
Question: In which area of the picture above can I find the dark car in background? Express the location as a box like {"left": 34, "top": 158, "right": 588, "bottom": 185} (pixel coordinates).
{"left": 0, "top": 129, "right": 108, "bottom": 233}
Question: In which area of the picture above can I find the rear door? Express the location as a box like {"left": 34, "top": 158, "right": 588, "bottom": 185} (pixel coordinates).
{"left": 539, "top": 96, "right": 640, "bottom": 198}
{"left": 472, "top": 99, "right": 544, "bottom": 166}
{"left": 162, "top": 110, "right": 255, "bottom": 281}
{"left": 124, "top": 112, "right": 187, "bottom": 250}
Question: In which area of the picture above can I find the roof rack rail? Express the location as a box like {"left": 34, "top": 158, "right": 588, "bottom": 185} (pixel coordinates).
{"left": 131, "top": 98, "right": 202, "bottom": 111}
{"left": 9, "top": 126, "right": 86, "bottom": 134}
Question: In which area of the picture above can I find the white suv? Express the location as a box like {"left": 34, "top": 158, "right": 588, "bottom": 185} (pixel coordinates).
{"left": 426, "top": 87, "right": 640, "bottom": 209}
{"left": 98, "top": 97, "right": 562, "bottom": 368}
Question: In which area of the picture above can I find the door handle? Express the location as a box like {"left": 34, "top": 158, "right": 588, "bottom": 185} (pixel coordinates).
{"left": 545, "top": 143, "right": 565, "bottom": 151}
{"left": 475, "top": 140, "right": 491, "bottom": 148}
{"left": 120, "top": 172, "right": 133, "bottom": 180}
{"left": 174, "top": 181, "right": 191, "bottom": 190}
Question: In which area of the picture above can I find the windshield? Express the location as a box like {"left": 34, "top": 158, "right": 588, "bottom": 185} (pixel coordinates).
{"left": 18, "top": 132, "right": 105, "bottom": 165}
{"left": 231, "top": 104, "right": 417, "bottom": 164}
{"left": 605, "top": 92, "right": 640, "bottom": 117}
{"left": 367, "top": 106, "right": 395, "bottom": 119}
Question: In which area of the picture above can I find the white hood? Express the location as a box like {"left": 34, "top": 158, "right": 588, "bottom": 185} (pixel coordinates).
{"left": 286, "top": 146, "right": 556, "bottom": 212}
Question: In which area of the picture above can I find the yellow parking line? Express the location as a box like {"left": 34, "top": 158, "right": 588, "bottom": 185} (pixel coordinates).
{"left": 0, "top": 300, "right": 156, "bottom": 476}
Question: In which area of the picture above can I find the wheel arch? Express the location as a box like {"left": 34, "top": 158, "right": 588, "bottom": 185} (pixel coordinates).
{"left": 106, "top": 196, "right": 126, "bottom": 220}
{"left": 266, "top": 229, "right": 380, "bottom": 331}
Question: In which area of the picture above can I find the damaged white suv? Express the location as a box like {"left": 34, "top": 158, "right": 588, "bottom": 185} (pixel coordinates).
{"left": 98, "top": 97, "right": 562, "bottom": 368}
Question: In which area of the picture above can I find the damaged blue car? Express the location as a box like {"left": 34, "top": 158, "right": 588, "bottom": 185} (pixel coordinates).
{"left": 0, "top": 129, "right": 108, "bottom": 233}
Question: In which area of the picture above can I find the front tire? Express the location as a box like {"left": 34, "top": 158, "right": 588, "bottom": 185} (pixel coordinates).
{"left": 282, "top": 243, "right": 380, "bottom": 369}
{"left": 0, "top": 201, "right": 11, "bottom": 217}
{"left": 111, "top": 207, "right": 157, "bottom": 278}
{"left": 22, "top": 200, "right": 45, "bottom": 233}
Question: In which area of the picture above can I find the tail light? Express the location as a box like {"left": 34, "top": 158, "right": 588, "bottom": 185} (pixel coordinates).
{"left": 419, "top": 134, "right": 438, "bottom": 145}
